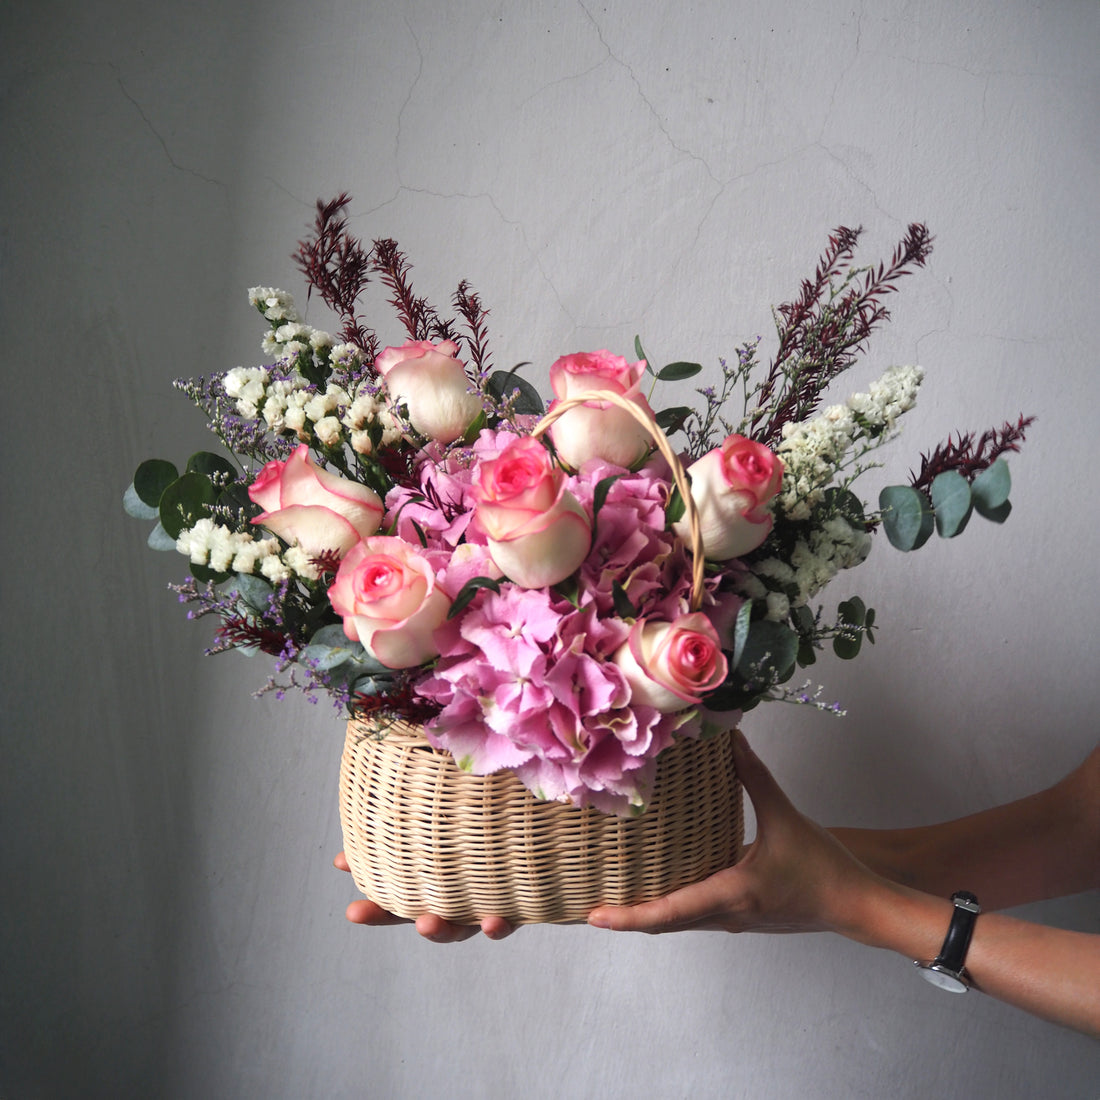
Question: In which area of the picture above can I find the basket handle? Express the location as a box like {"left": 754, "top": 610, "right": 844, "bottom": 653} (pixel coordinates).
{"left": 531, "top": 390, "right": 705, "bottom": 612}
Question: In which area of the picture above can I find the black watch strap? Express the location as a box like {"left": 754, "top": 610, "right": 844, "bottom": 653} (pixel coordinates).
{"left": 936, "top": 890, "right": 980, "bottom": 973}
{"left": 915, "top": 890, "right": 981, "bottom": 992}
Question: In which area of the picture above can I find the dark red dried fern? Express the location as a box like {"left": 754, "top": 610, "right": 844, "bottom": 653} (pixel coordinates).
{"left": 910, "top": 415, "right": 1035, "bottom": 493}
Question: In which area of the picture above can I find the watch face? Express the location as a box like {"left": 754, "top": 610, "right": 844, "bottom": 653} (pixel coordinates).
{"left": 917, "top": 964, "right": 968, "bottom": 993}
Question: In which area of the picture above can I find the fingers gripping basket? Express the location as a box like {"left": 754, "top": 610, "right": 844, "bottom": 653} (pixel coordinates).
{"left": 338, "top": 391, "right": 744, "bottom": 925}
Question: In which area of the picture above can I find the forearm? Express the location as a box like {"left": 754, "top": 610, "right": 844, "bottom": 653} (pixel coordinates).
{"left": 831, "top": 746, "right": 1100, "bottom": 910}
{"left": 835, "top": 874, "right": 1100, "bottom": 1036}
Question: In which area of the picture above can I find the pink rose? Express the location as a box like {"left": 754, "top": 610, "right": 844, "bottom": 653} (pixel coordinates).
{"left": 613, "top": 613, "right": 728, "bottom": 712}
{"left": 674, "top": 434, "right": 782, "bottom": 560}
{"left": 376, "top": 338, "right": 483, "bottom": 444}
{"left": 249, "top": 444, "right": 383, "bottom": 556}
{"left": 328, "top": 536, "right": 451, "bottom": 668}
{"left": 546, "top": 350, "right": 655, "bottom": 469}
{"left": 473, "top": 437, "right": 591, "bottom": 589}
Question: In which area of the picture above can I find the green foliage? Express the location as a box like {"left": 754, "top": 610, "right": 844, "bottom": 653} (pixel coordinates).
{"left": 655, "top": 406, "right": 693, "bottom": 435}
{"left": 487, "top": 368, "right": 544, "bottom": 415}
{"left": 146, "top": 522, "right": 177, "bottom": 551}
{"left": 665, "top": 483, "right": 687, "bottom": 526}
{"left": 447, "top": 576, "right": 502, "bottom": 619}
{"left": 931, "top": 470, "right": 972, "bottom": 538}
{"left": 882, "top": 458, "right": 1014, "bottom": 550}
{"left": 833, "top": 596, "right": 875, "bottom": 659}
{"left": 186, "top": 451, "right": 238, "bottom": 482}
{"left": 879, "top": 484, "right": 934, "bottom": 551}
{"left": 971, "top": 458, "right": 1012, "bottom": 521}
{"left": 124, "top": 483, "right": 159, "bottom": 521}
{"left": 612, "top": 580, "right": 636, "bottom": 619}
{"left": 229, "top": 575, "right": 275, "bottom": 613}
{"left": 655, "top": 361, "right": 702, "bottom": 382}
{"left": 158, "top": 471, "right": 219, "bottom": 539}
{"left": 592, "top": 475, "right": 624, "bottom": 526}
{"left": 133, "top": 459, "right": 179, "bottom": 508}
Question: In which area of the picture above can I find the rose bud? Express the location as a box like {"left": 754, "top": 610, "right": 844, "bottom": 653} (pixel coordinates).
{"left": 674, "top": 434, "right": 782, "bottom": 560}
{"left": 473, "top": 436, "right": 591, "bottom": 589}
{"left": 376, "top": 338, "right": 484, "bottom": 445}
{"left": 546, "top": 350, "right": 655, "bottom": 469}
{"left": 249, "top": 444, "right": 383, "bottom": 557}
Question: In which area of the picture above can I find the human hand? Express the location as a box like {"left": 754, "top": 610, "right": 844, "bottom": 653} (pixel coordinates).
{"left": 333, "top": 851, "right": 515, "bottom": 942}
{"left": 587, "top": 730, "right": 880, "bottom": 935}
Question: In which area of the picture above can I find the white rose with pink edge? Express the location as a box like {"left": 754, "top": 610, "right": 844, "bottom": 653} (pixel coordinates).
{"left": 546, "top": 350, "right": 655, "bottom": 469}
{"left": 473, "top": 436, "right": 591, "bottom": 589}
{"left": 248, "top": 444, "right": 383, "bottom": 557}
{"left": 674, "top": 434, "right": 783, "bottom": 560}
{"left": 613, "top": 613, "right": 729, "bottom": 712}
{"left": 328, "top": 536, "right": 451, "bottom": 668}
{"left": 376, "top": 338, "right": 484, "bottom": 445}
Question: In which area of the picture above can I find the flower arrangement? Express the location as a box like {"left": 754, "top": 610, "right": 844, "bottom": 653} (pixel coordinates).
{"left": 126, "top": 196, "right": 1031, "bottom": 816}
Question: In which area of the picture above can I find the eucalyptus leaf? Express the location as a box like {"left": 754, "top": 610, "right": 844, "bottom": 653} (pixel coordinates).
{"left": 350, "top": 675, "right": 395, "bottom": 698}
{"left": 823, "top": 487, "right": 865, "bottom": 526}
{"left": 879, "top": 485, "right": 934, "bottom": 551}
{"left": 931, "top": 470, "right": 973, "bottom": 538}
{"left": 972, "top": 458, "right": 1011, "bottom": 516}
{"left": 731, "top": 600, "right": 753, "bottom": 668}
{"left": 124, "top": 483, "right": 160, "bottom": 520}
{"left": 736, "top": 620, "right": 798, "bottom": 681}
{"left": 833, "top": 631, "right": 862, "bottom": 660}
{"left": 190, "top": 561, "right": 231, "bottom": 584}
{"left": 655, "top": 361, "right": 703, "bottom": 382}
{"left": 655, "top": 406, "right": 693, "bottom": 434}
{"left": 486, "top": 370, "right": 545, "bottom": 415}
{"left": 158, "top": 472, "right": 218, "bottom": 539}
{"left": 146, "top": 521, "right": 177, "bottom": 551}
{"left": 976, "top": 498, "right": 1012, "bottom": 524}
{"left": 230, "top": 574, "right": 276, "bottom": 613}
{"left": 837, "top": 596, "right": 866, "bottom": 627}
{"left": 186, "top": 451, "right": 238, "bottom": 484}
{"left": 298, "top": 643, "right": 357, "bottom": 671}
{"left": 133, "top": 459, "right": 179, "bottom": 509}
{"left": 634, "top": 335, "right": 649, "bottom": 369}
{"left": 310, "top": 623, "right": 359, "bottom": 649}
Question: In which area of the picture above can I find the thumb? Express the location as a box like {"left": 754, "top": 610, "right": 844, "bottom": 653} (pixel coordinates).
{"left": 733, "top": 729, "right": 796, "bottom": 831}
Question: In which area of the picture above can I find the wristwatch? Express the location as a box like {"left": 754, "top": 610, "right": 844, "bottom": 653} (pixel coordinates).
{"left": 915, "top": 890, "right": 981, "bottom": 993}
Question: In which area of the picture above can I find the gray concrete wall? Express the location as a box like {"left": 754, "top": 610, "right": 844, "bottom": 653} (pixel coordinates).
{"left": 3, "top": 1, "right": 1097, "bottom": 1096}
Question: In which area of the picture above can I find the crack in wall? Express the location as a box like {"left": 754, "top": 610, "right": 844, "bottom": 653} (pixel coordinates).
{"left": 110, "top": 64, "right": 225, "bottom": 190}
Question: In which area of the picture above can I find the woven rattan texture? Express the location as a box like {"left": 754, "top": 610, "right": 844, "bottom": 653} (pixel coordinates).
{"left": 339, "top": 719, "right": 743, "bottom": 925}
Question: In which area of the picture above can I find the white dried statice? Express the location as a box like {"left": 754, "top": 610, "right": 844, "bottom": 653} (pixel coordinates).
{"left": 775, "top": 365, "right": 924, "bottom": 522}
{"left": 847, "top": 364, "right": 923, "bottom": 432}
{"left": 343, "top": 386, "right": 404, "bottom": 455}
{"left": 175, "top": 519, "right": 312, "bottom": 583}
{"left": 313, "top": 415, "right": 343, "bottom": 447}
{"left": 248, "top": 287, "right": 300, "bottom": 325}
{"left": 776, "top": 403, "right": 856, "bottom": 520}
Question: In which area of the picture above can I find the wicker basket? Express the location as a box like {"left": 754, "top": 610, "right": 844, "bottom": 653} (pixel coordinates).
{"left": 339, "top": 718, "right": 743, "bottom": 925}
{"left": 338, "top": 391, "right": 742, "bottom": 925}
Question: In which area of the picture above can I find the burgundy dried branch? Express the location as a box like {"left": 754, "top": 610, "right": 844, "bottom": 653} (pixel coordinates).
{"left": 910, "top": 415, "right": 1035, "bottom": 494}
{"left": 216, "top": 615, "right": 292, "bottom": 657}
{"left": 293, "top": 195, "right": 379, "bottom": 356}
{"left": 754, "top": 223, "right": 934, "bottom": 446}
{"left": 452, "top": 280, "right": 493, "bottom": 378}
{"left": 351, "top": 682, "right": 441, "bottom": 725}
{"left": 310, "top": 549, "right": 343, "bottom": 578}
{"left": 370, "top": 238, "right": 445, "bottom": 343}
